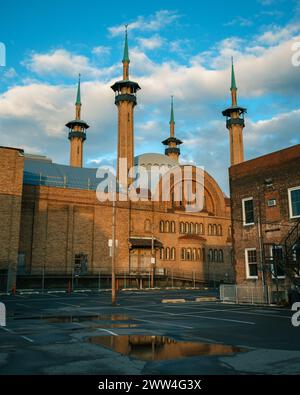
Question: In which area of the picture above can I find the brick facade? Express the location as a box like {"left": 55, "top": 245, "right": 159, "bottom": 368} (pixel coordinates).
{"left": 229, "top": 144, "right": 300, "bottom": 288}
{"left": 0, "top": 147, "right": 24, "bottom": 289}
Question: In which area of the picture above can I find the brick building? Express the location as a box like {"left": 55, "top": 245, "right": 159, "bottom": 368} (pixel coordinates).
{"left": 0, "top": 29, "right": 234, "bottom": 290}
{"left": 229, "top": 145, "right": 300, "bottom": 297}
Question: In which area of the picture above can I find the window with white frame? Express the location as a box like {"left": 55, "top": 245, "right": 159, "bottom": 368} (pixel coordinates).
{"left": 245, "top": 248, "right": 258, "bottom": 279}
{"left": 269, "top": 245, "right": 285, "bottom": 279}
{"left": 288, "top": 187, "right": 300, "bottom": 219}
{"left": 242, "top": 198, "right": 255, "bottom": 225}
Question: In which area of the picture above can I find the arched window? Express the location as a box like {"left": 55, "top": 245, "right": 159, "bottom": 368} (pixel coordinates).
{"left": 208, "top": 249, "right": 213, "bottom": 262}
{"left": 208, "top": 224, "right": 212, "bottom": 236}
{"left": 165, "top": 221, "right": 170, "bottom": 233}
{"left": 190, "top": 223, "right": 194, "bottom": 234}
{"left": 171, "top": 247, "right": 176, "bottom": 260}
{"left": 181, "top": 248, "right": 186, "bottom": 260}
{"left": 180, "top": 222, "right": 184, "bottom": 234}
{"left": 197, "top": 248, "right": 201, "bottom": 261}
{"left": 185, "top": 222, "right": 189, "bottom": 234}
{"left": 160, "top": 220, "right": 164, "bottom": 233}
{"left": 166, "top": 247, "right": 170, "bottom": 260}
{"left": 192, "top": 248, "right": 197, "bottom": 261}
{"left": 218, "top": 250, "right": 224, "bottom": 262}
{"left": 186, "top": 248, "right": 192, "bottom": 261}
{"left": 213, "top": 224, "right": 217, "bottom": 236}
{"left": 202, "top": 248, "right": 206, "bottom": 262}
{"left": 160, "top": 248, "right": 164, "bottom": 260}
{"left": 144, "top": 219, "right": 151, "bottom": 232}
{"left": 201, "top": 223, "right": 205, "bottom": 235}
{"left": 171, "top": 221, "right": 176, "bottom": 233}
{"left": 217, "top": 225, "right": 222, "bottom": 236}
{"left": 214, "top": 249, "right": 218, "bottom": 262}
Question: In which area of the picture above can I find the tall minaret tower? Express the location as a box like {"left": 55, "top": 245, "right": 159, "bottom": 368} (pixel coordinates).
{"left": 222, "top": 59, "right": 247, "bottom": 166}
{"left": 66, "top": 74, "right": 89, "bottom": 167}
{"left": 162, "top": 96, "right": 182, "bottom": 162}
{"left": 111, "top": 26, "right": 141, "bottom": 183}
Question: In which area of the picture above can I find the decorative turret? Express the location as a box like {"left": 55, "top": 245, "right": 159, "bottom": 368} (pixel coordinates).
{"left": 162, "top": 96, "right": 182, "bottom": 162}
{"left": 222, "top": 58, "right": 247, "bottom": 166}
{"left": 66, "top": 74, "right": 89, "bottom": 168}
{"left": 111, "top": 26, "right": 141, "bottom": 184}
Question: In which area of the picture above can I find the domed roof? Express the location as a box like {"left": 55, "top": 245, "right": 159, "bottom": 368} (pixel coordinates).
{"left": 134, "top": 153, "right": 177, "bottom": 169}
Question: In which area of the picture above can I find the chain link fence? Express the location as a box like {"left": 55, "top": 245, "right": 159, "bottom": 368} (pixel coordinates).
{"left": 220, "top": 284, "right": 289, "bottom": 305}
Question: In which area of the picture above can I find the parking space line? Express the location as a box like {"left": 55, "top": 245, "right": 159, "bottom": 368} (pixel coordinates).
{"left": 16, "top": 303, "right": 31, "bottom": 308}
{"left": 178, "top": 313, "right": 255, "bottom": 325}
{"left": 135, "top": 318, "right": 193, "bottom": 329}
{"left": 97, "top": 328, "right": 118, "bottom": 336}
{"left": 21, "top": 336, "right": 34, "bottom": 343}
{"left": 192, "top": 307, "right": 290, "bottom": 319}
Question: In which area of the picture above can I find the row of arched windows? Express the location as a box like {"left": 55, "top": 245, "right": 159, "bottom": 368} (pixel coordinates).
{"left": 153, "top": 220, "right": 230, "bottom": 237}
{"left": 160, "top": 247, "right": 176, "bottom": 260}
{"left": 159, "top": 220, "right": 176, "bottom": 233}
{"left": 179, "top": 222, "right": 205, "bottom": 235}
{"left": 207, "top": 224, "right": 223, "bottom": 236}
{"left": 208, "top": 249, "right": 224, "bottom": 262}
{"left": 181, "top": 248, "right": 206, "bottom": 261}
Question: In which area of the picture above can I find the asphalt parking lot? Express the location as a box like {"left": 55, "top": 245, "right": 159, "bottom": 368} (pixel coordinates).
{"left": 0, "top": 289, "right": 299, "bottom": 375}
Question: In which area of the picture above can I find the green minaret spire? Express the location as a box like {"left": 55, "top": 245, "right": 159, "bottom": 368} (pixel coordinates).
{"left": 76, "top": 74, "right": 81, "bottom": 105}
{"left": 122, "top": 24, "right": 130, "bottom": 63}
{"left": 170, "top": 95, "right": 175, "bottom": 125}
{"left": 230, "top": 57, "right": 237, "bottom": 91}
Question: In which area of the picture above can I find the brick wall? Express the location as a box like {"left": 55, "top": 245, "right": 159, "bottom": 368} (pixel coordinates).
{"left": 229, "top": 145, "right": 300, "bottom": 286}
{"left": 0, "top": 147, "right": 24, "bottom": 289}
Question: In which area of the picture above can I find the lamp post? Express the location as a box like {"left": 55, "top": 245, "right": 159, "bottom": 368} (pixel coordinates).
{"left": 111, "top": 194, "right": 116, "bottom": 306}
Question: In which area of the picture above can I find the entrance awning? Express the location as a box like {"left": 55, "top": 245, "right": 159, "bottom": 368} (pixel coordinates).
{"left": 129, "top": 237, "right": 163, "bottom": 249}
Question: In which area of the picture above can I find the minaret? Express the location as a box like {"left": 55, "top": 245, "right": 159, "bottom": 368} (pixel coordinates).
{"left": 222, "top": 58, "right": 247, "bottom": 166}
{"left": 162, "top": 96, "right": 182, "bottom": 162}
{"left": 111, "top": 26, "right": 141, "bottom": 184}
{"left": 66, "top": 74, "right": 89, "bottom": 167}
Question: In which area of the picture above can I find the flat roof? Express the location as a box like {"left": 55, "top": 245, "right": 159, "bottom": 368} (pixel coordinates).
{"left": 229, "top": 144, "right": 300, "bottom": 178}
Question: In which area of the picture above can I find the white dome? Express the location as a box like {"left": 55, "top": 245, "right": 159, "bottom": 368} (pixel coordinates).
{"left": 134, "top": 153, "right": 177, "bottom": 169}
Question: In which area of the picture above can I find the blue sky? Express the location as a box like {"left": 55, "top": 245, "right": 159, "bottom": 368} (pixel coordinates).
{"left": 1, "top": 0, "right": 300, "bottom": 194}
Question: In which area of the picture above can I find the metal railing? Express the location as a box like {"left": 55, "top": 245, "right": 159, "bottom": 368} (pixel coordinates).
{"left": 219, "top": 284, "right": 289, "bottom": 305}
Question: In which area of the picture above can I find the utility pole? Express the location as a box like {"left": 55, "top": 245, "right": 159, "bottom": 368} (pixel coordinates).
{"left": 150, "top": 222, "right": 155, "bottom": 288}
{"left": 111, "top": 197, "right": 116, "bottom": 306}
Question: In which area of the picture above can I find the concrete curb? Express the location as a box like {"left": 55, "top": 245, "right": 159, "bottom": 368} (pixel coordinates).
{"left": 161, "top": 299, "right": 186, "bottom": 304}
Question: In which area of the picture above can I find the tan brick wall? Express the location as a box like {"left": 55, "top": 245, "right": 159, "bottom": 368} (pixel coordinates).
{"left": 0, "top": 147, "right": 24, "bottom": 288}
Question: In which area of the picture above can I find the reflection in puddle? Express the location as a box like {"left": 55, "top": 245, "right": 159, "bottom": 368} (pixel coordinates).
{"left": 15, "top": 314, "right": 131, "bottom": 323}
{"left": 88, "top": 335, "right": 245, "bottom": 361}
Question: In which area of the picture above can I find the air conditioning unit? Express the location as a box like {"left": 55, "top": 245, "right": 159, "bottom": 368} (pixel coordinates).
{"left": 267, "top": 199, "right": 277, "bottom": 207}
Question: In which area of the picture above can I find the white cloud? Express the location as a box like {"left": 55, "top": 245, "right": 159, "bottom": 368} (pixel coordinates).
{"left": 108, "top": 10, "right": 180, "bottom": 36}
{"left": 92, "top": 46, "right": 111, "bottom": 56}
{"left": 137, "top": 35, "right": 164, "bottom": 50}
{"left": 23, "top": 49, "right": 103, "bottom": 78}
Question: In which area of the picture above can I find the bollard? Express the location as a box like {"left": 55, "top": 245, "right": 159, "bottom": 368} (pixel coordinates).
{"left": 12, "top": 285, "right": 16, "bottom": 296}
{"left": 67, "top": 280, "right": 72, "bottom": 295}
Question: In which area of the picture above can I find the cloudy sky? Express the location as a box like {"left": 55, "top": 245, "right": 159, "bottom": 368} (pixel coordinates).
{"left": 1, "top": 0, "right": 300, "bottom": 194}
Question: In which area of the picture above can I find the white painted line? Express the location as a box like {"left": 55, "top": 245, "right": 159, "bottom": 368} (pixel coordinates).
{"left": 123, "top": 306, "right": 176, "bottom": 316}
{"left": 97, "top": 328, "right": 118, "bottom": 336}
{"left": 21, "top": 335, "right": 34, "bottom": 343}
{"left": 135, "top": 318, "right": 193, "bottom": 329}
{"left": 196, "top": 307, "right": 290, "bottom": 320}
{"left": 1, "top": 327, "right": 15, "bottom": 334}
{"left": 16, "top": 303, "right": 31, "bottom": 308}
{"left": 54, "top": 302, "right": 81, "bottom": 308}
{"left": 179, "top": 313, "right": 255, "bottom": 325}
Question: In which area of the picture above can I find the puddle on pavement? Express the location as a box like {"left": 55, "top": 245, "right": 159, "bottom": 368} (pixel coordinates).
{"left": 88, "top": 335, "right": 245, "bottom": 361}
{"left": 14, "top": 314, "right": 131, "bottom": 323}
